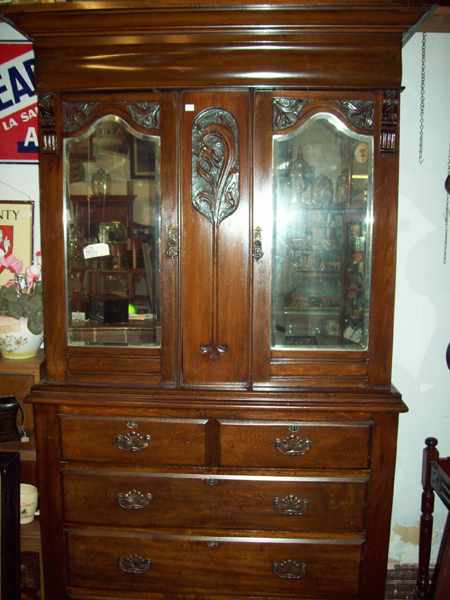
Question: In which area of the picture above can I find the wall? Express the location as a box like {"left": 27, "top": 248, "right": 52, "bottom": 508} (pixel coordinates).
{"left": 390, "top": 31, "right": 450, "bottom": 564}
{"left": 1, "top": 19, "right": 449, "bottom": 566}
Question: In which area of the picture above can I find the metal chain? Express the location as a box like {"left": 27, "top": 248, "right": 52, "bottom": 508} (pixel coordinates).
{"left": 443, "top": 143, "right": 450, "bottom": 264}
{"left": 418, "top": 33, "right": 427, "bottom": 165}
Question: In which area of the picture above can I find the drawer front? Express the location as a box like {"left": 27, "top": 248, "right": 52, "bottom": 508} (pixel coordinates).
{"left": 67, "top": 531, "right": 362, "bottom": 598}
{"left": 60, "top": 416, "right": 207, "bottom": 466}
{"left": 62, "top": 471, "right": 368, "bottom": 532}
{"left": 219, "top": 420, "right": 371, "bottom": 469}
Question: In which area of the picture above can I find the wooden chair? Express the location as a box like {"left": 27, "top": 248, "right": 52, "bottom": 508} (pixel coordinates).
{"left": 415, "top": 437, "right": 450, "bottom": 600}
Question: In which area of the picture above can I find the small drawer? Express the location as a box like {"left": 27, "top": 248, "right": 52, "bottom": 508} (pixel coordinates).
{"left": 219, "top": 420, "right": 371, "bottom": 469}
{"left": 60, "top": 416, "right": 207, "bottom": 466}
{"left": 67, "top": 530, "right": 362, "bottom": 597}
{"left": 62, "top": 470, "right": 368, "bottom": 532}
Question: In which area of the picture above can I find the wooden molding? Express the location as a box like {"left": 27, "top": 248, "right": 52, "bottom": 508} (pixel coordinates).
{"left": 419, "top": 5, "right": 450, "bottom": 32}
{"left": 3, "top": 1, "right": 430, "bottom": 91}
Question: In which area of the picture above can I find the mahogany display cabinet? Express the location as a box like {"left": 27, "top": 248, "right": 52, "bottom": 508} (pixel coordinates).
{"left": 4, "top": 2, "right": 431, "bottom": 599}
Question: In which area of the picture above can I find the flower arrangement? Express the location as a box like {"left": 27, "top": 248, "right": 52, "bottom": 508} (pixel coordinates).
{"left": 0, "top": 252, "right": 43, "bottom": 336}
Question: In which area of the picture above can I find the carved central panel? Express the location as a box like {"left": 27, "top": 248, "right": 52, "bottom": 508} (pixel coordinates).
{"left": 192, "top": 108, "right": 239, "bottom": 226}
{"left": 191, "top": 107, "right": 240, "bottom": 361}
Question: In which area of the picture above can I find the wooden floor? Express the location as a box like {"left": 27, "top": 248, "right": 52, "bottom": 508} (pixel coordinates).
{"left": 385, "top": 564, "right": 418, "bottom": 600}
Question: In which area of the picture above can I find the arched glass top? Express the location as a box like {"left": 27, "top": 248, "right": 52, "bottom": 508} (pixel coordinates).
{"left": 271, "top": 112, "right": 374, "bottom": 350}
{"left": 63, "top": 114, "right": 161, "bottom": 348}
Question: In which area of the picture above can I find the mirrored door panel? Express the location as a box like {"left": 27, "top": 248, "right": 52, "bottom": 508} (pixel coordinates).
{"left": 271, "top": 108, "right": 374, "bottom": 351}
{"left": 64, "top": 109, "right": 161, "bottom": 348}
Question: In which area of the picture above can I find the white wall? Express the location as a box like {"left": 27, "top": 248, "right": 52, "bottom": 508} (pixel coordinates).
{"left": 389, "top": 32, "right": 450, "bottom": 564}
{"left": 1, "top": 18, "right": 449, "bottom": 567}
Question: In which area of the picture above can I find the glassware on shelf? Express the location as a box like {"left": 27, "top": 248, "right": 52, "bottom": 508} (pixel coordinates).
{"left": 63, "top": 113, "right": 161, "bottom": 348}
{"left": 271, "top": 111, "right": 373, "bottom": 351}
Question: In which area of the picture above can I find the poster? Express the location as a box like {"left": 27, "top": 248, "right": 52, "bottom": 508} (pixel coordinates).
{"left": 0, "top": 201, "right": 33, "bottom": 285}
{"left": 0, "top": 43, "right": 38, "bottom": 163}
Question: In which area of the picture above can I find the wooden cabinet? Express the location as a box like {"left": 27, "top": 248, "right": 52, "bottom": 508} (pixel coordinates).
{"left": 4, "top": 2, "right": 429, "bottom": 599}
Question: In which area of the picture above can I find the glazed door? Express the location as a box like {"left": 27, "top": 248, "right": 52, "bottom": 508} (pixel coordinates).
{"left": 253, "top": 91, "right": 399, "bottom": 388}
{"left": 42, "top": 92, "right": 178, "bottom": 384}
{"left": 181, "top": 92, "right": 251, "bottom": 387}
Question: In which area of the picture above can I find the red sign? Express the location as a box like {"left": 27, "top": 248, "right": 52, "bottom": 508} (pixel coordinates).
{"left": 0, "top": 43, "right": 38, "bottom": 162}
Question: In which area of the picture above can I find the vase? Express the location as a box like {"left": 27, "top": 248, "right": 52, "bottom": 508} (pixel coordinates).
{"left": 0, "top": 316, "right": 43, "bottom": 360}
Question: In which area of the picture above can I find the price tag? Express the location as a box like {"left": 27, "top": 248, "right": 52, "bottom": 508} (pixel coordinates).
{"left": 83, "top": 243, "right": 110, "bottom": 259}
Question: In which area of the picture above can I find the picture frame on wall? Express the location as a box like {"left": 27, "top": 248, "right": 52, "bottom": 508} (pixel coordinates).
{"left": 130, "top": 138, "right": 155, "bottom": 179}
{"left": 0, "top": 452, "right": 20, "bottom": 600}
{"left": 0, "top": 200, "right": 34, "bottom": 287}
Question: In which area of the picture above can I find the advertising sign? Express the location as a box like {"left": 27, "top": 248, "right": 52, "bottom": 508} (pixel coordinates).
{"left": 0, "top": 43, "right": 38, "bottom": 163}
{"left": 0, "top": 200, "right": 33, "bottom": 286}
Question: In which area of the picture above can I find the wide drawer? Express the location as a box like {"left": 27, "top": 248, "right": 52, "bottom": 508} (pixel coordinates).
{"left": 60, "top": 416, "right": 207, "bottom": 465}
{"left": 67, "top": 530, "right": 362, "bottom": 598}
{"left": 219, "top": 420, "right": 371, "bottom": 469}
{"left": 62, "top": 470, "right": 368, "bottom": 532}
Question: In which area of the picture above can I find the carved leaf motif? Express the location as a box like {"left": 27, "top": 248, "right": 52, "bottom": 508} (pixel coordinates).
{"left": 192, "top": 108, "right": 239, "bottom": 226}
{"left": 380, "top": 90, "right": 399, "bottom": 153}
{"left": 381, "top": 91, "right": 399, "bottom": 125}
{"left": 39, "top": 93, "right": 55, "bottom": 129}
{"left": 63, "top": 102, "right": 99, "bottom": 133}
{"left": 272, "top": 98, "right": 307, "bottom": 130}
{"left": 336, "top": 100, "right": 374, "bottom": 130}
{"left": 125, "top": 101, "right": 160, "bottom": 130}
{"left": 39, "top": 93, "right": 58, "bottom": 153}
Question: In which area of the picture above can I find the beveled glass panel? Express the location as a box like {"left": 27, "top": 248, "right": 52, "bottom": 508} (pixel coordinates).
{"left": 64, "top": 115, "right": 161, "bottom": 347}
{"left": 272, "top": 112, "right": 373, "bottom": 350}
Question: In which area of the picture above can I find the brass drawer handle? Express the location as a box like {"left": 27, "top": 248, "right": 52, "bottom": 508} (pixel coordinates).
{"left": 205, "top": 478, "right": 219, "bottom": 487}
{"left": 274, "top": 433, "right": 312, "bottom": 456}
{"left": 117, "top": 489, "right": 153, "bottom": 510}
{"left": 114, "top": 422, "right": 151, "bottom": 453}
{"left": 272, "top": 559, "right": 307, "bottom": 580}
{"left": 118, "top": 554, "right": 151, "bottom": 575}
{"left": 273, "top": 494, "right": 309, "bottom": 517}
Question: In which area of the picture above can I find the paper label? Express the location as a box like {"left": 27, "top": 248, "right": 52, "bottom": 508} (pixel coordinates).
{"left": 83, "top": 242, "right": 110, "bottom": 259}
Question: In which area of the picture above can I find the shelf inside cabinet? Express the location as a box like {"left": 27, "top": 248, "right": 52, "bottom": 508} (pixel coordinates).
{"left": 70, "top": 319, "right": 161, "bottom": 346}
{"left": 0, "top": 434, "right": 36, "bottom": 463}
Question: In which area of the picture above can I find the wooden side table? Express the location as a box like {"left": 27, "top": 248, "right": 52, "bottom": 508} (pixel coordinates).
{"left": 415, "top": 437, "right": 450, "bottom": 600}
{"left": 0, "top": 351, "right": 45, "bottom": 435}
{"left": 0, "top": 352, "right": 45, "bottom": 600}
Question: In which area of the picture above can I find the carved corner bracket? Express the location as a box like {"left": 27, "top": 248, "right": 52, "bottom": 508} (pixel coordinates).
{"left": 62, "top": 101, "right": 99, "bottom": 134}
{"left": 380, "top": 90, "right": 399, "bottom": 153}
{"left": 123, "top": 101, "right": 160, "bottom": 130}
{"left": 336, "top": 100, "right": 375, "bottom": 130}
{"left": 38, "top": 93, "right": 58, "bottom": 153}
{"left": 272, "top": 98, "right": 308, "bottom": 131}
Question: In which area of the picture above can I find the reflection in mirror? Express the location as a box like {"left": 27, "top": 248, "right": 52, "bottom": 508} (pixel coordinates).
{"left": 272, "top": 112, "right": 373, "bottom": 351}
{"left": 64, "top": 114, "right": 161, "bottom": 348}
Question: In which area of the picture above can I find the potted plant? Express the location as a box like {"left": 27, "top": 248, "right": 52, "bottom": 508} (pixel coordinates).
{"left": 0, "top": 254, "right": 43, "bottom": 359}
